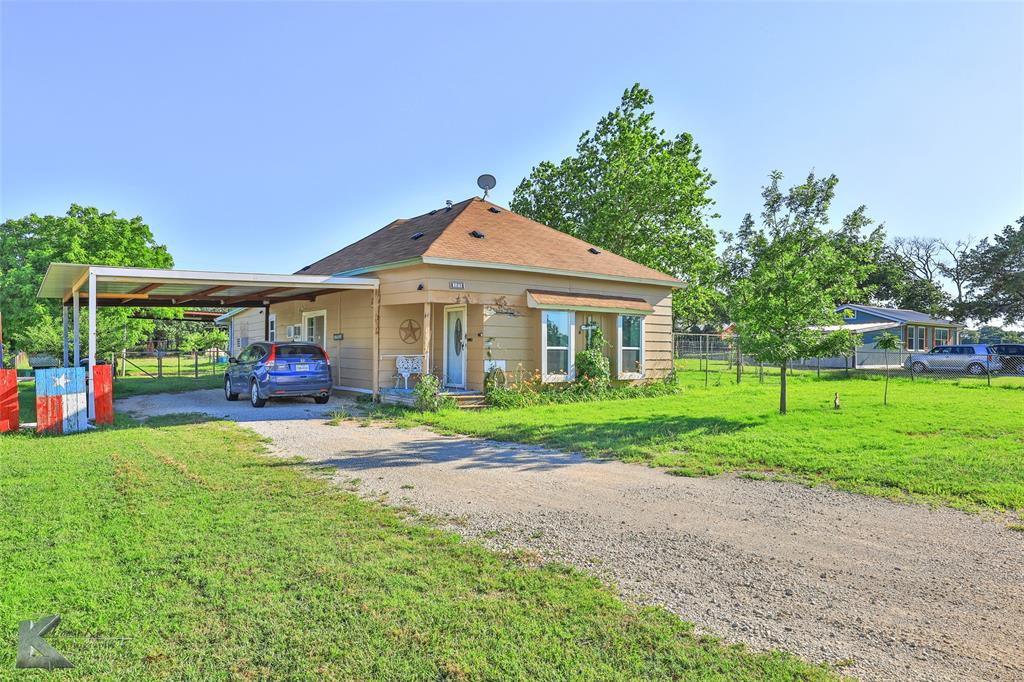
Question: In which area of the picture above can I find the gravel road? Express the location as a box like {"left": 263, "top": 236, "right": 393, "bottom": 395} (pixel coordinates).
{"left": 118, "top": 389, "right": 1024, "bottom": 682}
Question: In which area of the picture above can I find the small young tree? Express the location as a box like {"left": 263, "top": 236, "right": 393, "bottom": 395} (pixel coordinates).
{"left": 874, "top": 331, "right": 902, "bottom": 405}
{"left": 726, "top": 171, "right": 871, "bottom": 414}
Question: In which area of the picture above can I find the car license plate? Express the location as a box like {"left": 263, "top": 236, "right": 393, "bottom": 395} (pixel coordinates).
{"left": 294, "top": 363, "right": 311, "bottom": 372}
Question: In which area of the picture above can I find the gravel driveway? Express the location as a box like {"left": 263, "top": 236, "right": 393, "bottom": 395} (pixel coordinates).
{"left": 118, "top": 389, "right": 1024, "bottom": 682}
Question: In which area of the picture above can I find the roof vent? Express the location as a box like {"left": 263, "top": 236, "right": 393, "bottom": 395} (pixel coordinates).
{"left": 429, "top": 209, "right": 438, "bottom": 215}
{"left": 445, "top": 200, "right": 453, "bottom": 211}
{"left": 488, "top": 207, "right": 501, "bottom": 213}
{"left": 411, "top": 231, "right": 425, "bottom": 240}
{"left": 469, "top": 230, "right": 485, "bottom": 239}
{"left": 588, "top": 247, "right": 601, "bottom": 254}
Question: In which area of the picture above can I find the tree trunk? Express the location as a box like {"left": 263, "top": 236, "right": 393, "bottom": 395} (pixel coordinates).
{"left": 883, "top": 350, "right": 889, "bottom": 405}
{"left": 779, "top": 360, "right": 788, "bottom": 415}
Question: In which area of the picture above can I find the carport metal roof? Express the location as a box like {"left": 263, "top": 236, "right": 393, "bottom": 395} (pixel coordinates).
{"left": 35, "top": 263, "right": 380, "bottom": 423}
{"left": 37, "top": 263, "right": 378, "bottom": 307}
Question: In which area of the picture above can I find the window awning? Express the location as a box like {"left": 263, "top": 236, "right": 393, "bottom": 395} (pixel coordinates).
{"left": 36, "top": 263, "right": 378, "bottom": 308}
{"left": 525, "top": 289, "right": 655, "bottom": 315}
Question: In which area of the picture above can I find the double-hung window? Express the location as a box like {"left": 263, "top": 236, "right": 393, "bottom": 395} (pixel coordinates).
{"left": 934, "top": 328, "right": 949, "bottom": 346}
{"left": 617, "top": 314, "right": 644, "bottom": 379}
{"left": 268, "top": 315, "right": 277, "bottom": 342}
{"left": 907, "top": 325, "right": 925, "bottom": 351}
{"left": 913, "top": 323, "right": 929, "bottom": 348}
{"left": 541, "top": 310, "right": 575, "bottom": 381}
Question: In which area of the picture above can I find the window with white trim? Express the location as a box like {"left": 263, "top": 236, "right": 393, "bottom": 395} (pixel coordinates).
{"left": 934, "top": 327, "right": 949, "bottom": 346}
{"left": 909, "top": 325, "right": 926, "bottom": 351}
{"left": 541, "top": 310, "right": 574, "bottom": 381}
{"left": 617, "top": 314, "right": 644, "bottom": 378}
{"left": 268, "top": 315, "right": 276, "bottom": 342}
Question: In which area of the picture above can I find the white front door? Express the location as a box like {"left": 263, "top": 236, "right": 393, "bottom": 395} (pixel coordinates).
{"left": 444, "top": 306, "right": 466, "bottom": 388}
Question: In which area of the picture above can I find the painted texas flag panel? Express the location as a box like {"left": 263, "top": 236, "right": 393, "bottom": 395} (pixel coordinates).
{"left": 36, "top": 367, "right": 88, "bottom": 434}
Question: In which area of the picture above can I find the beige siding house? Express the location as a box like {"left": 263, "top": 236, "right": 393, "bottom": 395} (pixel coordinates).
{"left": 221, "top": 198, "right": 681, "bottom": 396}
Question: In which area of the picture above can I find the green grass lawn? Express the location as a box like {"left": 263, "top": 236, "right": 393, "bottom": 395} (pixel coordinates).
{"left": 395, "top": 366, "right": 1024, "bottom": 513}
{"left": 0, "top": 416, "right": 834, "bottom": 680}
{"left": 16, "top": 374, "right": 222, "bottom": 423}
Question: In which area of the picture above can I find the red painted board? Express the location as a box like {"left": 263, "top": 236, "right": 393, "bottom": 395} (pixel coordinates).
{"left": 0, "top": 369, "right": 18, "bottom": 433}
{"left": 93, "top": 365, "right": 114, "bottom": 425}
{"left": 36, "top": 395, "right": 63, "bottom": 434}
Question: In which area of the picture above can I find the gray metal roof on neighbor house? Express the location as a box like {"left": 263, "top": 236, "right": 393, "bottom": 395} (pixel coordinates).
{"left": 839, "top": 304, "right": 962, "bottom": 327}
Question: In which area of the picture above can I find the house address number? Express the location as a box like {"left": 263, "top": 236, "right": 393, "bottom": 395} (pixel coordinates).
{"left": 449, "top": 281, "right": 465, "bottom": 290}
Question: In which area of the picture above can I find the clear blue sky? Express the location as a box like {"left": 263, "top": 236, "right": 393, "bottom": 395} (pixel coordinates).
{"left": 2, "top": 1, "right": 1022, "bottom": 274}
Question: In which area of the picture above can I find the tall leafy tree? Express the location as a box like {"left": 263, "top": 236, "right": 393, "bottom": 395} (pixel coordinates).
{"left": 511, "top": 84, "right": 719, "bottom": 325}
{"left": 725, "top": 171, "right": 867, "bottom": 414}
{"left": 967, "top": 216, "right": 1024, "bottom": 324}
{"left": 886, "top": 237, "right": 952, "bottom": 315}
{"left": 0, "top": 205, "right": 174, "bottom": 362}
{"left": 937, "top": 237, "right": 975, "bottom": 322}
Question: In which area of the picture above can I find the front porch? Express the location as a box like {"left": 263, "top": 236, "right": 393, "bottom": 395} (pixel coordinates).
{"left": 379, "top": 386, "right": 486, "bottom": 409}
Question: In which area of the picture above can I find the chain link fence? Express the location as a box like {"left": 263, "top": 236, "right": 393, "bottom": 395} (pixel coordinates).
{"left": 116, "top": 349, "right": 229, "bottom": 379}
{"left": 673, "top": 333, "right": 1024, "bottom": 386}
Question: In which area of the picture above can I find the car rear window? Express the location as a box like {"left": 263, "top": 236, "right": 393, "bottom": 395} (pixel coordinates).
{"left": 275, "top": 344, "right": 326, "bottom": 359}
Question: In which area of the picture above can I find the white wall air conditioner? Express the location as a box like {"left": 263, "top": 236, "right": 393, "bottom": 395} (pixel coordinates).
{"left": 286, "top": 324, "right": 302, "bottom": 340}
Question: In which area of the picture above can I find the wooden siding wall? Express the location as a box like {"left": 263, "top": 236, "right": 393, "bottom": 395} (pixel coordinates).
{"left": 423, "top": 265, "right": 674, "bottom": 390}
{"left": 378, "top": 302, "right": 425, "bottom": 390}
{"left": 262, "top": 264, "right": 675, "bottom": 394}
{"left": 229, "top": 309, "right": 267, "bottom": 353}
{"left": 269, "top": 289, "right": 373, "bottom": 391}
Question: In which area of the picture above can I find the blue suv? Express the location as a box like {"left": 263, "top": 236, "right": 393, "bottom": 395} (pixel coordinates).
{"left": 225, "top": 342, "right": 332, "bottom": 407}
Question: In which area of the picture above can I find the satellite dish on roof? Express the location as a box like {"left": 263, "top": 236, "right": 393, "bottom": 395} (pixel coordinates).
{"left": 477, "top": 174, "right": 496, "bottom": 200}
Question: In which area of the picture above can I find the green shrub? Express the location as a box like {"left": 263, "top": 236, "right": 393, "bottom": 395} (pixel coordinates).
{"left": 575, "top": 348, "right": 610, "bottom": 387}
{"left": 484, "top": 364, "right": 679, "bottom": 409}
{"left": 413, "top": 374, "right": 457, "bottom": 412}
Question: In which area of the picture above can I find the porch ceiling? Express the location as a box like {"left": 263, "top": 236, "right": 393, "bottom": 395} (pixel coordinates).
{"left": 37, "top": 263, "right": 378, "bottom": 308}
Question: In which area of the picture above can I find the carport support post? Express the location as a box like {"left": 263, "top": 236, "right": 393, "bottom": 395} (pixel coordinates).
{"left": 87, "top": 268, "right": 97, "bottom": 419}
{"left": 263, "top": 304, "right": 270, "bottom": 341}
{"left": 62, "top": 305, "right": 70, "bottom": 367}
{"left": 72, "top": 286, "right": 81, "bottom": 368}
{"left": 371, "top": 289, "right": 381, "bottom": 400}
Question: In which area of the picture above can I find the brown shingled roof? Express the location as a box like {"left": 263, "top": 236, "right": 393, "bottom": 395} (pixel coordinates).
{"left": 298, "top": 198, "right": 681, "bottom": 285}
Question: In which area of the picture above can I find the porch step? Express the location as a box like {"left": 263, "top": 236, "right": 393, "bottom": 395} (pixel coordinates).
{"left": 379, "top": 390, "right": 487, "bottom": 409}
{"left": 443, "top": 392, "right": 488, "bottom": 409}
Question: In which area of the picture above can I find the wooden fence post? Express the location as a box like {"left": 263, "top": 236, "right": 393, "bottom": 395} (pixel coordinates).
{"left": 0, "top": 369, "right": 19, "bottom": 433}
{"left": 93, "top": 364, "right": 114, "bottom": 425}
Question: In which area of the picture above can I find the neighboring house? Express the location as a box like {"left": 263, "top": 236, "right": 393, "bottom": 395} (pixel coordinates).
{"left": 836, "top": 304, "right": 964, "bottom": 366}
{"left": 217, "top": 197, "right": 681, "bottom": 394}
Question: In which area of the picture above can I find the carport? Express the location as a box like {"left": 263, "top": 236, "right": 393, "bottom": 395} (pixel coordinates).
{"left": 36, "top": 263, "right": 379, "bottom": 419}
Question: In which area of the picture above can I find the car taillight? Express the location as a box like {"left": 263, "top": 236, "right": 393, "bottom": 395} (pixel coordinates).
{"left": 266, "top": 345, "right": 277, "bottom": 364}
{"left": 321, "top": 347, "right": 329, "bottom": 364}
